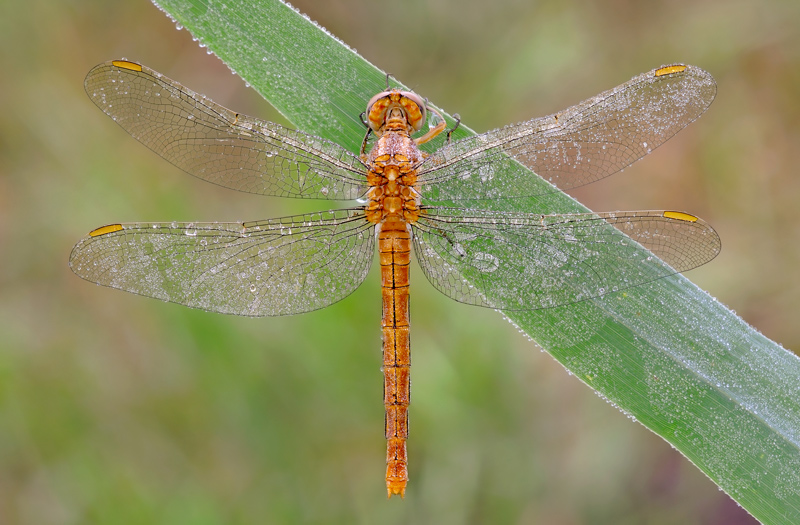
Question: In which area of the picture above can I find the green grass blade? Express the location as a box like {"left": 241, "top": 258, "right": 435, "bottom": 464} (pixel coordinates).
{"left": 154, "top": 0, "right": 800, "bottom": 521}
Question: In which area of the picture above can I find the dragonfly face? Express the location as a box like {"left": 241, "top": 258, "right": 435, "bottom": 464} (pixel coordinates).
{"left": 70, "top": 60, "right": 720, "bottom": 497}
{"left": 365, "top": 89, "right": 428, "bottom": 135}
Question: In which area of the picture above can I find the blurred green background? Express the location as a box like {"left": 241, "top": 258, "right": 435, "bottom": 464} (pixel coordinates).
{"left": 1, "top": 0, "right": 798, "bottom": 523}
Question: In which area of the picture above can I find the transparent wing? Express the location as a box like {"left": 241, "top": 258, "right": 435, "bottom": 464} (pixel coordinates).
{"left": 85, "top": 60, "right": 368, "bottom": 200}
{"left": 69, "top": 209, "right": 375, "bottom": 316}
{"left": 416, "top": 65, "right": 716, "bottom": 203}
{"left": 412, "top": 208, "right": 720, "bottom": 310}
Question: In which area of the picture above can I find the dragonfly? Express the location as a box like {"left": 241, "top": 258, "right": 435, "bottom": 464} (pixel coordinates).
{"left": 70, "top": 60, "right": 720, "bottom": 497}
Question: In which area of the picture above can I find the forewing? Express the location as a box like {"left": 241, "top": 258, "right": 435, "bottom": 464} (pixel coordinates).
{"left": 69, "top": 209, "right": 375, "bottom": 316}
{"left": 85, "top": 60, "right": 368, "bottom": 200}
{"left": 417, "top": 65, "right": 716, "bottom": 204}
{"left": 413, "top": 208, "right": 720, "bottom": 310}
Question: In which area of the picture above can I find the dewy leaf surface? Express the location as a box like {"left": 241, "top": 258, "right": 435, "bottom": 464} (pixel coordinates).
{"left": 153, "top": 0, "right": 800, "bottom": 521}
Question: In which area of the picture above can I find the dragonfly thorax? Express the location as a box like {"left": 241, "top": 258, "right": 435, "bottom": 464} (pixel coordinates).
{"left": 364, "top": 126, "right": 426, "bottom": 224}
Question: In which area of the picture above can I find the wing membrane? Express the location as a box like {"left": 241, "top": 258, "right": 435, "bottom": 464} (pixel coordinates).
{"left": 417, "top": 65, "right": 716, "bottom": 204}
{"left": 412, "top": 208, "right": 720, "bottom": 310}
{"left": 69, "top": 209, "right": 375, "bottom": 316}
{"left": 85, "top": 61, "right": 368, "bottom": 200}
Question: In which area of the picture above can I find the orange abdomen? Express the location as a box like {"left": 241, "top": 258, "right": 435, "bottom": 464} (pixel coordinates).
{"left": 379, "top": 219, "right": 412, "bottom": 497}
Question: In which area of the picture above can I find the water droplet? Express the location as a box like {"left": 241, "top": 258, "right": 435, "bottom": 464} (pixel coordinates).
{"left": 474, "top": 252, "right": 500, "bottom": 273}
{"left": 479, "top": 165, "right": 494, "bottom": 183}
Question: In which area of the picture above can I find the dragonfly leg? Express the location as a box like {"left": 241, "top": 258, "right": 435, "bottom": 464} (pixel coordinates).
{"left": 446, "top": 113, "right": 461, "bottom": 144}
{"left": 360, "top": 126, "right": 373, "bottom": 158}
{"left": 414, "top": 105, "right": 447, "bottom": 146}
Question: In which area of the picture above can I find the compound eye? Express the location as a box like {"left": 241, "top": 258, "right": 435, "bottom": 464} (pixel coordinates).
{"left": 365, "top": 91, "right": 392, "bottom": 132}
{"left": 398, "top": 91, "right": 427, "bottom": 132}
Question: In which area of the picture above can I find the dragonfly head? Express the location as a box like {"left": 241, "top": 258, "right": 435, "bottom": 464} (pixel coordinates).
{"left": 365, "top": 89, "right": 427, "bottom": 136}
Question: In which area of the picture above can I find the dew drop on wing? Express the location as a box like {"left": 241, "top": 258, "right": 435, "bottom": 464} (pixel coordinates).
{"left": 479, "top": 165, "right": 494, "bottom": 183}
{"left": 474, "top": 252, "right": 500, "bottom": 273}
